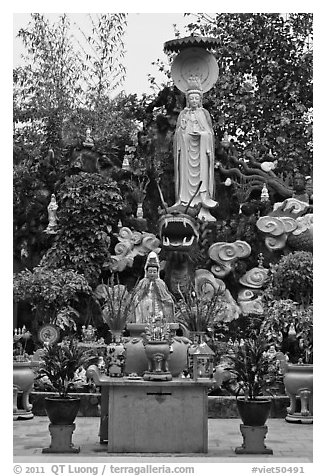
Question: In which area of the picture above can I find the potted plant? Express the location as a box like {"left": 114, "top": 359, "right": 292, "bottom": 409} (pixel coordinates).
{"left": 36, "top": 338, "right": 96, "bottom": 425}
{"left": 225, "top": 335, "right": 279, "bottom": 426}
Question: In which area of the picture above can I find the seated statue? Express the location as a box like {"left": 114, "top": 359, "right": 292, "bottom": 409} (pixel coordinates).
{"left": 173, "top": 76, "right": 218, "bottom": 221}
{"left": 131, "top": 251, "right": 175, "bottom": 323}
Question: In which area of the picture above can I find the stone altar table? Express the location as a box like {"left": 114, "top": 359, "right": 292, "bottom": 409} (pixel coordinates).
{"left": 87, "top": 366, "right": 211, "bottom": 453}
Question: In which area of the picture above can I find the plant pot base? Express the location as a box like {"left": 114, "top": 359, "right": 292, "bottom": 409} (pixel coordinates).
{"left": 285, "top": 414, "right": 313, "bottom": 424}
{"left": 42, "top": 423, "right": 80, "bottom": 453}
{"left": 235, "top": 424, "right": 273, "bottom": 455}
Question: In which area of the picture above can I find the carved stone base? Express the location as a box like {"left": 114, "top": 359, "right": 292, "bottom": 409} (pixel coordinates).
{"left": 13, "top": 410, "right": 34, "bottom": 421}
{"left": 235, "top": 424, "right": 273, "bottom": 454}
{"left": 42, "top": 423, "right": 80, "bottom": 453}
{"left": 13, "top": 386, "right": 33, "bottom": 420}
{"left": 143, "top": 371, "right": 172, "bottom": 381}
{"left": 285, "top": 413, "right": 313, "bottom": 424}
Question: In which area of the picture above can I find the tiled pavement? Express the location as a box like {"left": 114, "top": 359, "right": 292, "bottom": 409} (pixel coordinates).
{"left": 13, "top": 417, "right": 313, "bottom": 463}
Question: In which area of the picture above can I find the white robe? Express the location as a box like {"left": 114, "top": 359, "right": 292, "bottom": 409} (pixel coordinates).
{"left": 174, "top": 106, "right": 215, "bottom": 207}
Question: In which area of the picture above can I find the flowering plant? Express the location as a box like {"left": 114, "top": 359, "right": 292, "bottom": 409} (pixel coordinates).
{"left": 260, "top": 299, "right": 313, "bottom": 364}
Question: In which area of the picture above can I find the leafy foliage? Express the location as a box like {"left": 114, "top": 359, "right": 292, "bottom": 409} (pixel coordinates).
{"left": 41, "top": 173, "right": 124, "bottom": 285}
{"left": 62, "top": 93, "right": 146, "bottom": 162}
{"left": 177, "top": 13, "right": 313, "bottom": 175}
{"left": 265, "top": 251, "right": 313, "bottom": 306}
{"left": 13, "top": 266, "right": 92, "bottom": 328}
{"left": 13, "top": 14, "right": 148, "bottom": 273}
{"left": 260, "top": 299, "right": 313, "bottom": 363}
{"left": 76, "top": 13, "right": 127, "bottom": 106}
{"left": 36, "top": 340, "right": 97, "bottom": 397}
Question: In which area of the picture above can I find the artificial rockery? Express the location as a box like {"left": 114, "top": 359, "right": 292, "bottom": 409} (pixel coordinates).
{"left": 14, "top": 15, "right": 312, "bottom": 399}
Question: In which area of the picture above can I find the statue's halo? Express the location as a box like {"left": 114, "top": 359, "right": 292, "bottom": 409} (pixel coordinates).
{"left": 171, "top": 47, "right": 219, "bottom": 94}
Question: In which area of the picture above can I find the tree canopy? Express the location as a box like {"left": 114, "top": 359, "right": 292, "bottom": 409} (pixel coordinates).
{"left": 182, "top": 13, "right": 313, "bottom": 175}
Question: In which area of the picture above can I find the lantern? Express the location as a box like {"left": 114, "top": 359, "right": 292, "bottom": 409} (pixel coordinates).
{"left": 192, "top": 342, "right": 215, "bottom": 381}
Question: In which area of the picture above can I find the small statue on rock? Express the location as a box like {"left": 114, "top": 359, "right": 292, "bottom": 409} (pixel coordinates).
{"left": 45, "top": 194, "right": 58, "bottom": 234}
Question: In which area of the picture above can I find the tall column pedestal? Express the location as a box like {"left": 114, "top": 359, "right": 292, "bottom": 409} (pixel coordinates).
{"left": 42, "top": 423, "right": 80, "bottom": 453}
{"left": 235, "top": 424, "right": 273, "bottom": 454}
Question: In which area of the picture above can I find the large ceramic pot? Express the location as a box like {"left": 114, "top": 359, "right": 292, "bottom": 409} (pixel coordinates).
{"left": 13, "top": 360, "right": 35, "bottom": 414}
{"left": 44, "top": 396, "right": 81, "bottom": 425}
{"left": 124, "top": 324, "right": 148, "bottom": 376}
{"left": 169, "top": 336, "right": 190, "bottom": 377}
{"left": 236, "top": 398, "right": 272, "bottom": 426}
{"left": 283, "top": 363, "right": 313, "bottom": 422}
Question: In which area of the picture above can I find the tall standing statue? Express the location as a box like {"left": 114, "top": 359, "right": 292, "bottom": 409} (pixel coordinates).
{"left": 164, "top": 39, "right": 220, "bottom": 221}
{"left": 174, "top": 76, "right": 217, "bottom": 221}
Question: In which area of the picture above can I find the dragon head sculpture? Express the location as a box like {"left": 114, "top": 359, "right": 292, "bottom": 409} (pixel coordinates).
{"left": 158, "top": 204, "right": 200, "bottom": 252}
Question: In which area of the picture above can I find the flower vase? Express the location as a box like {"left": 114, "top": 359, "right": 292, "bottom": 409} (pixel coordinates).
{"left": 124, "top": 324, "right": 148, "bottom": 376}
{"left": 107, "top": 331, "right": 125, "bottom": 377}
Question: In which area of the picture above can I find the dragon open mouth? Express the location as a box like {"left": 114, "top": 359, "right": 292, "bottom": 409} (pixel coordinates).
{"left": 159, "top": 213, "right": 199, "bottom": 250}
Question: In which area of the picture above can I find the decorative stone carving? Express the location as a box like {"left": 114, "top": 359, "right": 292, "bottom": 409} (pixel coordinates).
{"left": 208, "top": 240, "right": 251, "bottom": 278}
{"left": 194, "top": 269, "right": 240, "bottom": 322}
{"left": 272, "top": 197, "right": 309, "bottom": 217}
{"left": 257, "top": 198, "right": 312, "bottom": 252}
{"left": 237, "top": 292, "right": 264, "bottom": 316}
{"left": 239, "top": 266, "right": 269, "bottom": 289}
{"left": 237, "top": 254, "right": 268, "bottom": 315}
{"left": 109, "top": 227, "right": 160, "bottom": 272}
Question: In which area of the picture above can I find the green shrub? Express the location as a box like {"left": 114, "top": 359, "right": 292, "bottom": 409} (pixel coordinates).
{"left": 41, "top": 172, "right": 124, "bottom": 285}
{"left": 13, "top": 266, "right": 92, "bottom": 329}
{"left": 266, "top": 251, "right": 313, "bottom": 306}
{"left": 260, "top": 299, "right": 313, "bottom": 363}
